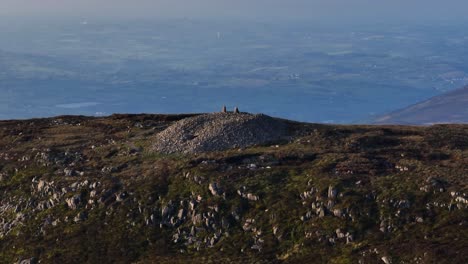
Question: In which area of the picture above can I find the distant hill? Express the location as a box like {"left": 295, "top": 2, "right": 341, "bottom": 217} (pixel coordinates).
{"left": 375, "top": 85, "right": 468, "bottom": 124}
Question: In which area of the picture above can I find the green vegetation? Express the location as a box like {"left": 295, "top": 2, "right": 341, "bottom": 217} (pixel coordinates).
{"left": 0, "top": 114, "right": 467, "bottom": 263}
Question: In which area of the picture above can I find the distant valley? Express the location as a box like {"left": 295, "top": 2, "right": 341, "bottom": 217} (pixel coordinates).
{"left": 1, "top": 19, "right": 468, "bottom": 123}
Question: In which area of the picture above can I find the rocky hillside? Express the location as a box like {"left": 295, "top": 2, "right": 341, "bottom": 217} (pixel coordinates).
{"left": 375, "top": 85, "right": 468, "bottom": 125}
{"left": 0, "top": 114, "right": 467, "bottom": 263}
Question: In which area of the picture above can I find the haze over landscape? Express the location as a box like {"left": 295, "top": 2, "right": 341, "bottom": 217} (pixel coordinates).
{"left": 1, "top": 0, "right": 468, "bottom": 123}
{"left": 2, "top": 0, "right": 468, "bottom": 21}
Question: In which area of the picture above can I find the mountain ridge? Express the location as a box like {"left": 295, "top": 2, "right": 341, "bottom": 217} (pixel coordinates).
{"left": 375, "top": 85, "right": 468, "bottom": 125}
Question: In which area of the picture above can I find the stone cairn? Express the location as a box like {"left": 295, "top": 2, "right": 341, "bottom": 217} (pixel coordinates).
{"left": 221, "top": 106, "right": 240, "bottom": 114}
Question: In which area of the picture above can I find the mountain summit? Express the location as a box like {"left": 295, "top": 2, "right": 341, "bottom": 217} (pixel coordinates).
{"left": 152, "top": 113, "right": 290, "bottom": 154}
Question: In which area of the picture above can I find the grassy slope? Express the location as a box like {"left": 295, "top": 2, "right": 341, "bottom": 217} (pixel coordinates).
{"left": 0, "top": 114, "right": 467, "bottom": 263}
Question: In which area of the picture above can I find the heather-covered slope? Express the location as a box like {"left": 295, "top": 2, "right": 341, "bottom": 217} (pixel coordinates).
{"left": 0, "top": 114, "right": 467, "bottom": 263}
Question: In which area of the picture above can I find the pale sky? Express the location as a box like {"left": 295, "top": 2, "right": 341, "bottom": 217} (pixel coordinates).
{"left": 0, "top": 0, "right": 467, "bottom": 22}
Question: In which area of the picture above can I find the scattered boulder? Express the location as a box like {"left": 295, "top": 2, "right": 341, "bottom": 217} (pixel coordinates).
{"left": 333, "top": 208, "right": 343, "bottom": 217}
{"left": 246, "top": 193, "right": 259, "bottom": 201}
{"left": 208, "top": 183, "right": 223, "bottom": 196}
{"left": 381, "top": 256, "right": 392, "bottom": 264}
{"left": 116, "top": 191, "right": 129, "bottom": 202}
{"left": 66, "top": 194, "right": 82, "bottom": 210}
{"left": 18, "top": 258, "right": 38, "bottom": 264}
{"left": 328, "top": 185, "right": 337, "bottom": 199}
{"left": 74, "top": 211, "right": 88, "bottom": 223}
{"left": 64, "top": 168, "right": 76, "bottom": 177}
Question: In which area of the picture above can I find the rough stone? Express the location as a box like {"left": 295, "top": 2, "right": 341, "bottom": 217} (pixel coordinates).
{"left": 328, "top": 185, "right": 337, "bottom": 199}
{"left": 246, "top": 193, "right": 259, "bottom": 201}
{"left": 153, "top": 113, "right": 289, "bottom": 154}
{"left": 208, "top": 183, "right": 223, "bottom": 196}
{"left": 66, "top": 194, "right": 82, "bottom": 210}
{"left": 381, "top": 256, "right": 392, "bottom": 264}
{"left": 18, "top": 258, "right": 37, "bottom": 264}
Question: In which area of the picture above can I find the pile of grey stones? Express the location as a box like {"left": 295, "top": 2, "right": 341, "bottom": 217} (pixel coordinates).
{"left": 152, "top": 112, "right": 288, "bottom": 154}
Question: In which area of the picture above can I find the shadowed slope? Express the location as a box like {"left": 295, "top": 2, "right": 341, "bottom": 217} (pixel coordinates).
{"left": 375, "top": 86, "right": 468, "bottom": 125}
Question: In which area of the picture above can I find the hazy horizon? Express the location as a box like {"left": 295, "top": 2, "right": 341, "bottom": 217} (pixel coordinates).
{"left": 2, "top": 0, "right": 468, "bottom": 23}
